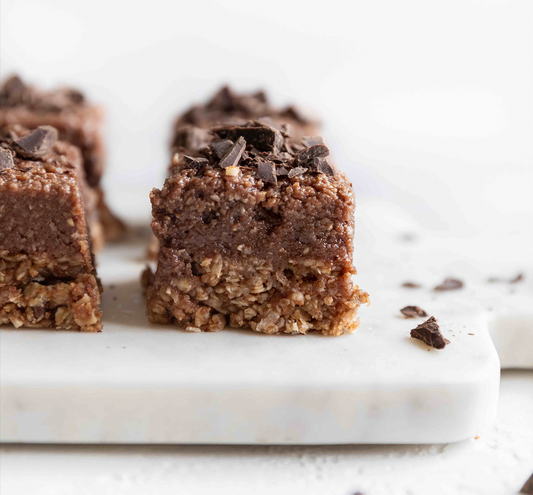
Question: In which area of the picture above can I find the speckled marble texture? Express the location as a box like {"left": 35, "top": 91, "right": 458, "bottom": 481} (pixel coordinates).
{"left": 1, "top": 371, "right": 531, "bottom": 495}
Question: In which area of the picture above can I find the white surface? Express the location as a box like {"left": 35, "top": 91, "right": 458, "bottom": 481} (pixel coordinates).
{"left": 1, "top": 371, "right": 532, "bottom": 495}
{"left": 6, "top": 196, "right": 533, "bottom": 444}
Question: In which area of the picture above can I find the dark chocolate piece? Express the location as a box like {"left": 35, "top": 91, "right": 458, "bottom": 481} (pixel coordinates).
{"left": 434, "top": 278, "right": 464, "bottom": 291}
{"left": 173, "top": 127, "right": 208, "bottom": 150}
{"left": 13, "top": 126, "right": 58, "bottom": 158}
{"left": 183, "top": 155, "right": 209, "bottom": 169}
{"left": 207, "top": 86, "right": 235, "bottom": 111}
{"left": 510, "top": 273, "right": 524, "bottom": 284}
{"left": 0, "top": 148, "right": 14, "bottom": 170}
{"left": 297, "top": 144, "right": 329, "bottom": 165}
{"left": 211, "top": 139, "right": 234, "bottom": 159}
{"left": 218, "top": 125, "right": 283, "bottom": 152}
{"left": 219, "top": 136, "right": 246, "bottom": 169}
{"left": 288, "top": 167, "right": 307, "bottom": 178}
{"left": 400, "top": 306, "right": 428, "bottom": 318}
{"left": 402, "top": 282, "right": 421, "bottom": 289}
{"left": 315, "top": 157, "right": 335, "bottom": 175}
{"left": 410, "top": 316, "right": 449, "bottom": 349}
{"left": 520, "top": 472, "right": 533, "bottom": 494}
{"left": 257, "top": 161, "right": 277, "bottom": 183}
{"left": 277, "top": 166, "right": 289, "bottom": 176}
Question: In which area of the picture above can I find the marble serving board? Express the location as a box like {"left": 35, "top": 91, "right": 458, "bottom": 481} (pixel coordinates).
{"left": 1, "top": 200, "right": 531, "bottom": 445}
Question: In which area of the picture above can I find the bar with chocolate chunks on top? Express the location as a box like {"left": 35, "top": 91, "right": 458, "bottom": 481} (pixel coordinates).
{"left": 0, "top": 126, "right": 102, "bottom": 331}
{"left": 0, "top": 74, "right": 124, "bottom": 248}
{"left": 145, "top": 86, "right": 321, "bottom": 260}
{"left": 147, "top": 120, "right": 368, "bottom": 335}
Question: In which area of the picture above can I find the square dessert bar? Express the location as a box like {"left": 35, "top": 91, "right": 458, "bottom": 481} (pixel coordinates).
{"left": 0, "top": 126, "right": 102, "bottom": 331}
{"left": 0, "top": 75, "right": 124, "bottom": 247}
{"left": 146, "top": 86, "right": 321, "bottom": 260}
{"left": 147, "top": 121, "right": 368, "bottom": 335}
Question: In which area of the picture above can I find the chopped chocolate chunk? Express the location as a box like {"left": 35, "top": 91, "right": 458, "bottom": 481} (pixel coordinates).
{"left": 207, "top": 86, "right": 235, "bottom": 111}
{"left": 402, "top": 282, "right": 421, "bottom": 289}
{"left": 173, "top": 127, "right": 208, "bottom": 150}
{"left": 13, "top": 125, "right": 57, "bottom": 159}
{"left": 434, "top": 278, "right": 464, "bottom": 291}
{"left": 219, "top": 136, "right": 246, "bottom": 169}
{"left": 1, "top": 74, "right": 26, "bottom": 95}
{"left": 400, "top": 306, "right": 428, "bottom": 318}
{"left": 218, "top": 125, "right": 283, "bottom": 152}
{"left": 211, "top": 139, "right": 234, "bottom": 159}
{"left": 303, "top": 136, "right": 324, "bottom": 147}
{"left": 257, "top": 161, "right": 277, "bottom": 183}
{"left": 277, "top": 166, "right": 289, "bottom": 176}
{"left": 510, "top": 273, "right": 525, "bottom": 284}
{"left": 297, "top": 143, "right": 329, "bottom": 165}
{"left": 520, "top": 472, "right": 533, "bottom": 494}
{"left": 410, "top": 316, "right": 449, "bottom": 349}
{"left": 183, "top": 155, "right": 209, "bottom": 169}
{"left": 0, "top": 148, "right": 14, "bottom": 170}
{"left": 315, "top": 157, "right": 335, "bottom": 175}
{"left": 288, "top": 167, "right": 307, "bottom": 178}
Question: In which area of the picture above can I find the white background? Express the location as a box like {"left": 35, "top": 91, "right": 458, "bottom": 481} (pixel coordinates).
{"left": 1, "top": 0, "right": 532, "bottom": 252}
{"left": 1, "top": 1, "right": 533, "bottom": 494}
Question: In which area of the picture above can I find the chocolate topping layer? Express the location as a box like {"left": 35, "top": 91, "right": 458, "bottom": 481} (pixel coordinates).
{"left": 171, "top": 86, "right": 319, "bottom": 152}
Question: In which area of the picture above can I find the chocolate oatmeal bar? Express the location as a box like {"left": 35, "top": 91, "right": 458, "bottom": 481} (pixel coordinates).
{"left": 0, "top": 75, "right": 124, "bottom": 245}
{"left": 147, "top": 121, "right": 368, "bottom": 335}
{"left": 144, "top": 86, "right": 320, "bottom": 261}
{"left": 0, "top": 126, "right": 102, "bottom": 331}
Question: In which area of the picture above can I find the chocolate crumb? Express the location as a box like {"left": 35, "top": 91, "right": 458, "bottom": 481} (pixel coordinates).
{"left": 402, "top": 282, "right": 422, "bottom": 289}
{"left": 257, "top": 161, "right": 277, "bottom": 183}
{"left": 184, "top": 155, "right": 209, "bottom": 169}
{"left": 13, "top": 126, "right": 58, "bottom": 158}
{"left": 276, "top": 166, "right": 289, "bottom": 176}
{"left": 0, "top": 148, "right": 14, "bottom": 170}
{"left": 434, "top": 278, "right": 464, "bottom": 291}
{"left": 510, "top": 273, "right": 524, "bottom": 284}
{"left": 288, "top": 167, "right": 308, "bottom": 178}
{"left": 219, "top": 136, "right": 246, "bottom": 169}
{"left": 410, "top": 316, "right": 449, "bottom": 349}
{"left": 400, "top": 306, "right": 428, "bottom": 318}
{"left": 520, "top": 472, "right": 533, "bottom": 494}
{"left": 468, "top": 333, "right": 474, "bottom": 335}
{"left": 211, "top": 139, "right": 234, "bottom": 159}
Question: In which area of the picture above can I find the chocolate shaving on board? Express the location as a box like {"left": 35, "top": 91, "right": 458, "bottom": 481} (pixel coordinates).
{"left": 13, "top": 126, "right": 57, "bottom": 158}
{"left": 434, "top": 278, "right": 464, "bottom": 291}
{"left": 520, "top": 472, "right": 533, "bottom": 494}
{"left": 402, "top": 282, "right": 422, "bottom": 289}
{"left": 510, "top": 273, "right": 525, "bottom": 284}
{"left": 410, "top": 316, "right": 449, "bottom": 349}
{"left": 0, "top": 148, "right": 14, "bottom": 170}
{"left": 219, "top": 136, "right": 246, "bottom": 169}
{"left": 400, "top": 306, "right": 428, "bottom": 318}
